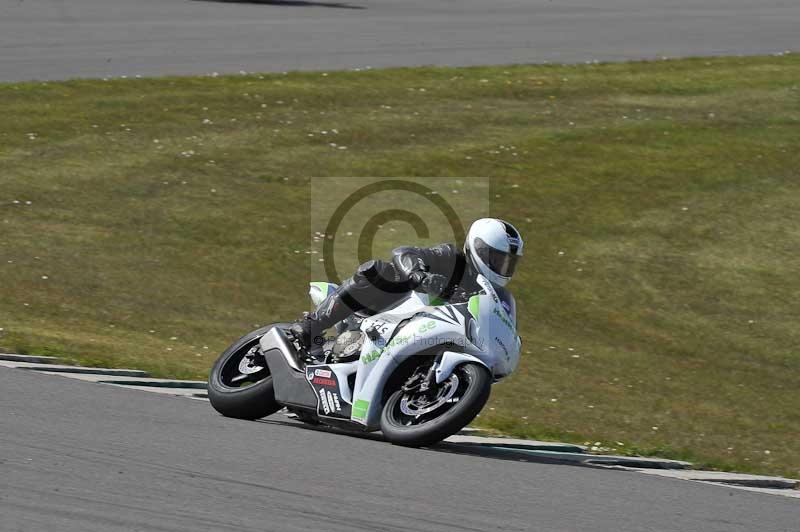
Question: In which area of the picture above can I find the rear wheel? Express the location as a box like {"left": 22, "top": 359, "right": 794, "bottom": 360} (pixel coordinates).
{"left": 208, "top": 326, "right": 282, "bottom": 420}
{"left": 380, "top": 362, "right": 491, "bottom": 447}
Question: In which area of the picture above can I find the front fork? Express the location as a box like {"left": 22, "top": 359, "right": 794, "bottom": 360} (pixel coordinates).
{"left": 420, "top": 352, "right": 444, "bottom": 392}
{"left": 402, "top": 352, "right": 444, "bottom": 395}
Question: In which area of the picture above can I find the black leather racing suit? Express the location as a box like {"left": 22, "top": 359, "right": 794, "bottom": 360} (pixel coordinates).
{"left": 297, "top": 243, "right": 480, "bottom": 346}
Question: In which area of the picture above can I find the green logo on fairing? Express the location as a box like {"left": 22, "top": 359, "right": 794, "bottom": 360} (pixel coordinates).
{"left": 418, "top": 320, "right": 436, "bottom": 333}
{"left": 361, "top": 348, "right": 382, "bottom": 364}
{"left": 360, "top": 334, "right": 412, "bottom": 364}
{"left": 493, "top": 307, "right": 515, "bottom": 332}
{"left": 352, "top": 399, "right": 369, "bottom": 421}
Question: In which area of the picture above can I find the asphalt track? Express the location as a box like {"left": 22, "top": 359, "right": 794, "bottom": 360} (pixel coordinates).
{"left": 1, "top": 0, "right": 799, "bottom": 82}
{"left": 1, "top": 368, "right": 798, "bottom": 532}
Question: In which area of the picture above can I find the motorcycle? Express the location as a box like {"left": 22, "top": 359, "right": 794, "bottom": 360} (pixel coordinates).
{"left": 208, "top": 274, "right": 521, "bottom": 446}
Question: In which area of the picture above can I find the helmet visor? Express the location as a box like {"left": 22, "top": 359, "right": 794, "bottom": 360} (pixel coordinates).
{"left": 474, "top": 237, "right": 520, "bottom": 278}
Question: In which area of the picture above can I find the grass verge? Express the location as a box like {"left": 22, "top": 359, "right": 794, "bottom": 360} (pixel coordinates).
{"left": 1, "top": 55, "right": 798, "bottom": 477}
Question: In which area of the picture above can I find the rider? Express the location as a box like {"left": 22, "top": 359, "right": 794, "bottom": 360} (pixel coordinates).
{"left": 290, "top": 218, "right": 524, "bottom": 349}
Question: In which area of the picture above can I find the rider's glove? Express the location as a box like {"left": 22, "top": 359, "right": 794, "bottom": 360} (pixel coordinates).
{"left": 418, "top": 273, "right": 449, "bottom": 296}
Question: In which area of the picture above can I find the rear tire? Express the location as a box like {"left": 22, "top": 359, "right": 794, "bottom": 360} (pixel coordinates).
{"left": 380, "top": 362, "right": 491, "bottom": 447}
{"left": 208, "top": 325, "right": 282, "bottom": 420}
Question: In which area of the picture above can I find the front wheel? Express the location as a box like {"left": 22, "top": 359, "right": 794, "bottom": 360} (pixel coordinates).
{"left": 208, "top": 325, "right": 282, "bottom": 420}
{"left": 380, "top": 362, "right": 491, "bottom": 447}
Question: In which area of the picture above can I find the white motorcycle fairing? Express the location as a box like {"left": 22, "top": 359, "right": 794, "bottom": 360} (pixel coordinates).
{"left": 279, "top": 274, "right": 521, "bottom": 430}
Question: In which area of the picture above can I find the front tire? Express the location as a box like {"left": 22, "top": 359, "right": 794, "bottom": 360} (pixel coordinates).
{"left": 208, "top": 325, "right": 282, "bottom": 420}
{"left": 380, "top": 362, "right": 491, "bottom": 447}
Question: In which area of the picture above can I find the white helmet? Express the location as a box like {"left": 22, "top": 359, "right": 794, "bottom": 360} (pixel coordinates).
{"left": 464, "top": 218, "right": 524, "bottom": 287}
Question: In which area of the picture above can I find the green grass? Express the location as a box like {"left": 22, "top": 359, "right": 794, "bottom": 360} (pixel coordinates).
{"left": 1, "top": 55, "right": 799, "bottom": 477}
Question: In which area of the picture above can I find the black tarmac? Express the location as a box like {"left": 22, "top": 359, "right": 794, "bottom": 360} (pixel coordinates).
{"left": 1, "top": 368, "right": 797, "bottom": 532}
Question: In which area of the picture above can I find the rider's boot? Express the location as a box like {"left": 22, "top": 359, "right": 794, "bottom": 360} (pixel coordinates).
{"left": 289, "top": 286, "right": 354, "bottom": 351}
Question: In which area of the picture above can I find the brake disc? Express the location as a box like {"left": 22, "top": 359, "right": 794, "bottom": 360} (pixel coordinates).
{"left": 400, "top": 374, "right": 460, "bottom": 416}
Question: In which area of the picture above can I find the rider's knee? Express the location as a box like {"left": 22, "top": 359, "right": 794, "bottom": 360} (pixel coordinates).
{"left": 354, "top": 260, "right": 407, "bottom": 294}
